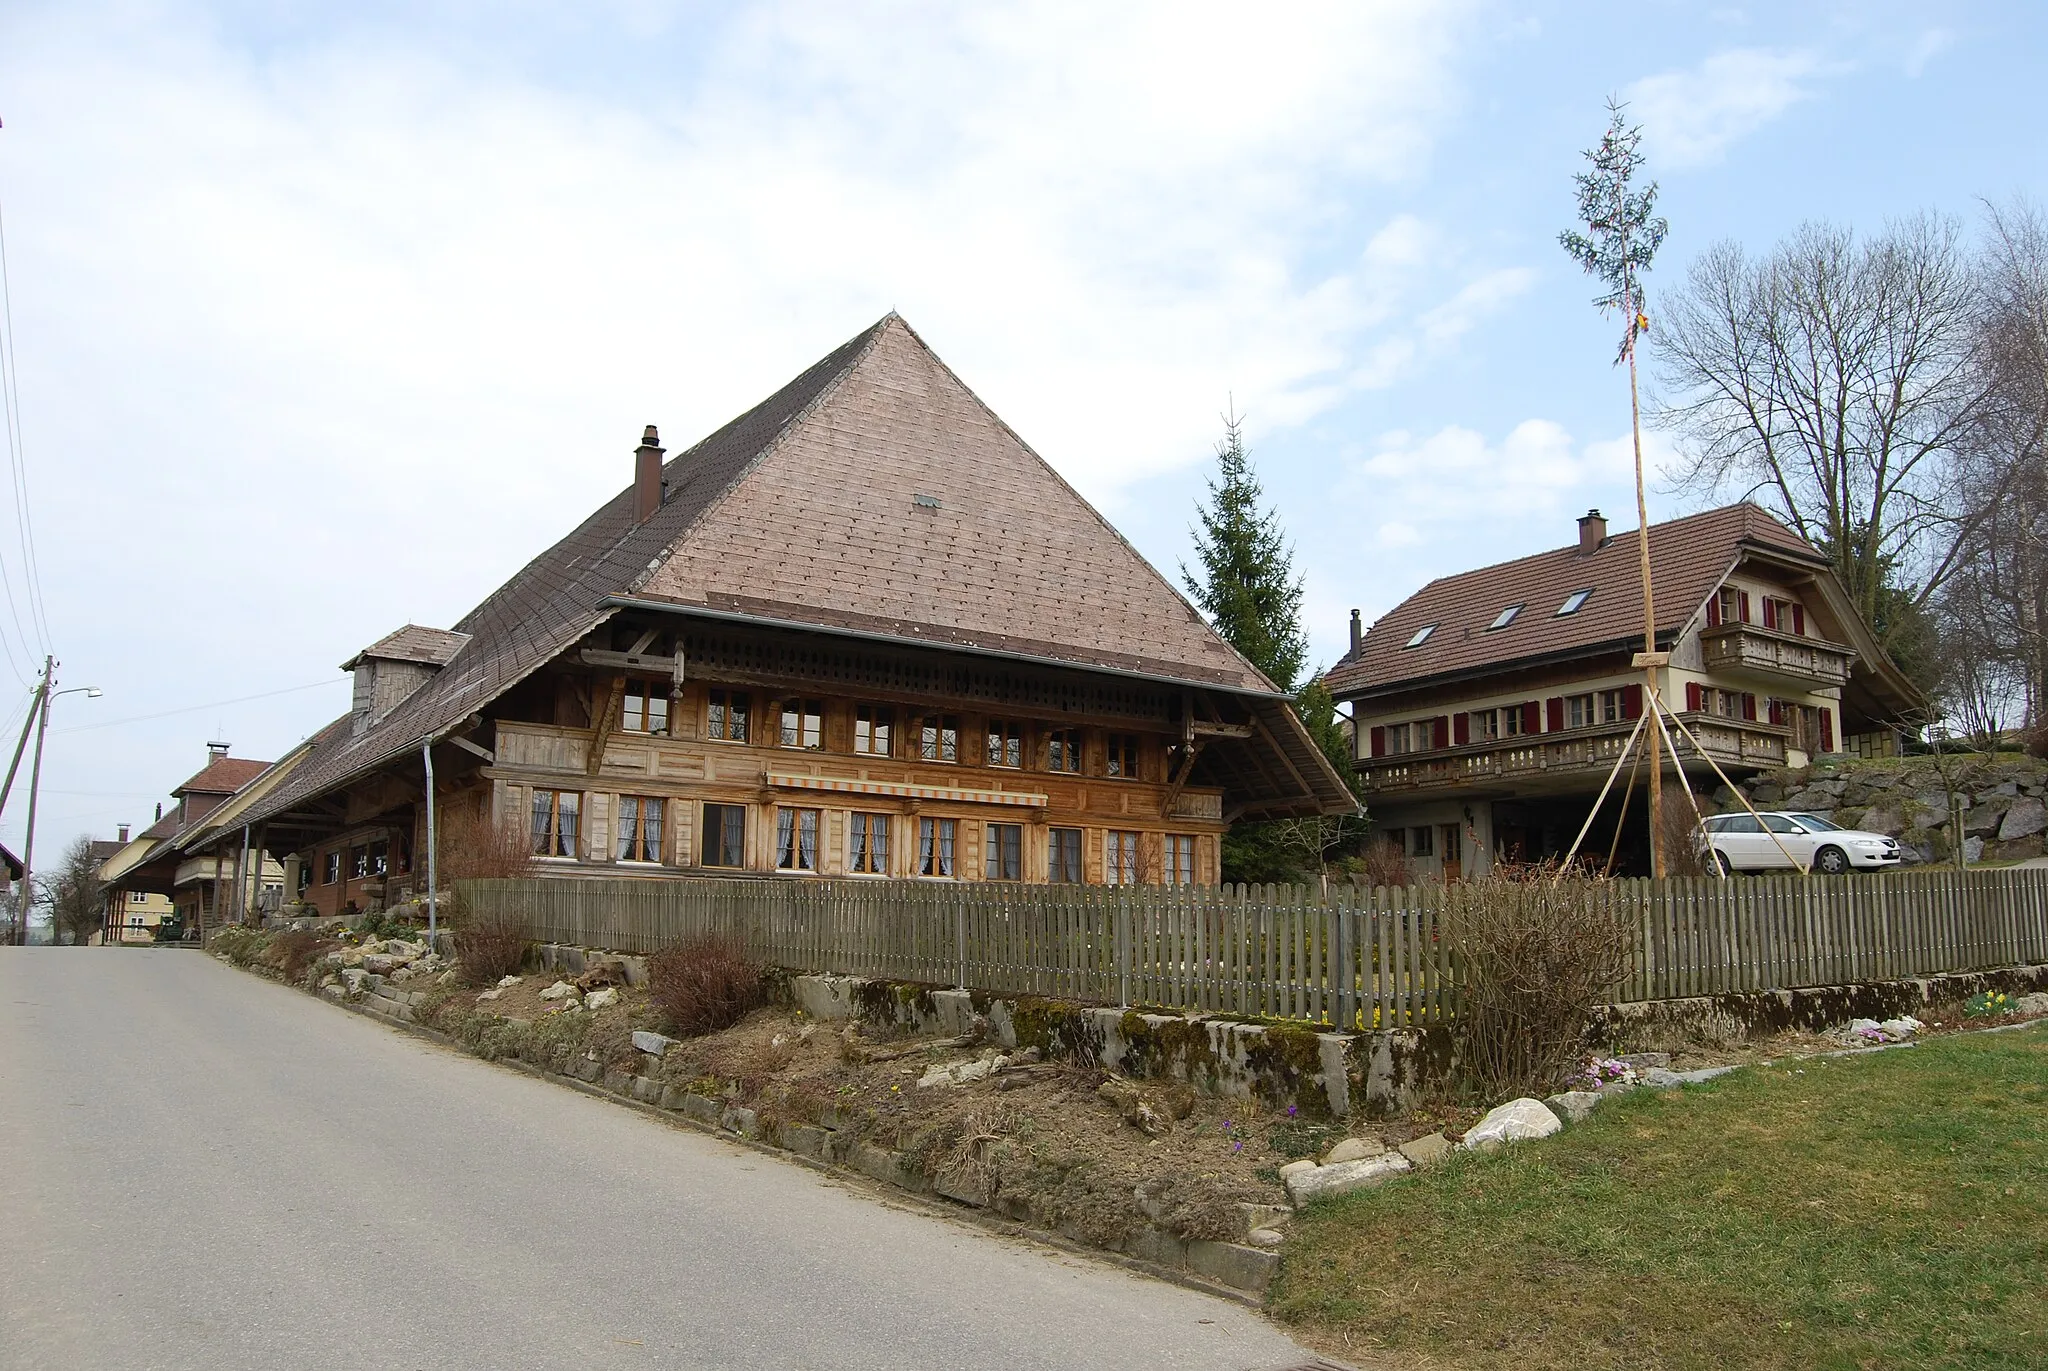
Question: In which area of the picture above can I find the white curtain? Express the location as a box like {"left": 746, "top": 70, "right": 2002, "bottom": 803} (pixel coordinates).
{"left": 798, "top": 810, "right": 818, "bottom": 870}
{"left": 776, "top": 809, "right": 796, "bottom": 868}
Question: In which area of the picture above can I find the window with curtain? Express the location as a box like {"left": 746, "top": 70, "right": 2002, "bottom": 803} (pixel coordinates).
{"left": 917, "top": 817, "right": 956, "bottom": 876}
{"left": 854, "top": 705, "right": 894, "bottom": 756}
{"left": 985, "top": 823, "right": 1022, "bottom": 880}
{"left": 776, "top": 808, "right": 820, "bottom": 871}
{"left": 1106, "top": 830, "right": 1140, "bottom": 885}
{"left": 986, "top": 720, "right": 1024, "bottom": 768}
{"left": 616, "top": 796, "right": 665, "bottom": 862}
{"left": 1047, "top": 729, "right": 1081, "bottom": 773}
{"left": 850, "top": 812, "right": 891, "bottom": 874}
{"left": 621, "top": 681, "right": 670, "bottom": 735}
{"left": 1049, "top": 827, "right": 1083, "bottom": 883}
{"left": 1164, "top": 834, "right": 1195, "bottom": 885}
{"left": 530, "top": 789, "right": 580, "bottom": 858}
{"left": 702, "top": 803, "right": 746, "bottom": 867}
{"left": 1105, "top": 733, "right": 1139, "bottom": 778}
{"left": 323, "top": 851, "right": 340, "bottom": 885}
{"left": 779, "top": 700, "right": 823, "bottom": 749}
{"left": 918, "top": 715, "right": 959, "bottom": 763}
{"left": 707, "top": 689, "right": 750, "bottom": 742}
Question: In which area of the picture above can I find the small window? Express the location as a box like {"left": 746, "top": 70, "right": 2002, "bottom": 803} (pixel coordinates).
{"left": 986, "top": 720, "right": 1024, "bottom": 768}
{"left": 350, "top": 845, "right": 369, "bottom": 879}
{"left": 917, "top": 817, "right": 957, "bottom": 876}
{"left": 702, "top": 803, "right": 746, "bottom": 868}
{"left": 1164, "top": 834, "right": 1195, "bottom": 886}
{"left": 1049, "top": 827, "right": 1084, "bottom": 884}
{"left": 778, "top": 699, "right": 823, "bottom": 750}
{"left": 1487, "top": 604, "right": 1523, "bottom": 631}
{"left": 1106, "top": 830, "right": 1141, "bottom": 886}
{"left": 1046, "top": 729, "right": 1081, "bottom": 773}
{"left": 1410, "top": 825, "right": 1434, "bottom": 857}
{"left": 530, "top": 789, "right": 580, "bottom": 859}
{"left": 1404, "top": 624, "right": 1437, "bottom": 648}
{"left": 850, "top": 813, "right": 891, "bottom": 874}
{"left": 1471, "top": 709, "right": 1499, "bottom": 742}
{"left": 1556, "top": 589, "right": 1593, "bottom": 616}
{"left": 1565, "top": 694, "right": 1595, "bottom": 730}
{"left": 854, "top": 704, "right": 893, "bottom": 756}
{"left": 616, "top": 796, "right": 665, "bottom": 862}
{"left": 985, "top": 823, "right": 1023, "bottom": 881}
{"left": 1502, "top": 706, "right": 1525, "bottom": 738}
{"left": 368, "top": 841, "right": 388, "bottom": 877}
{"left": 1598, "top": 688, "right": 1627, "bottom": 724}
{"left": 775, "top": 807, "right": 821, "bottom": 871}
{"left": 1383, "top": 722, "right": 1412, "bottom": 756}
{"left": 621, "top": 681, "right": 669, "bottom": 735}
{"left": 918, "top": 715, "right": 960, "bottom": 763}
{"left": 323, "top": 851, "right": 340, "bottom": 885}
{"left": 707, "top": 689, "right": 750, "bottom": 743}
{"left": 1105, "top": 733, "right": 1139, "bottom": 779}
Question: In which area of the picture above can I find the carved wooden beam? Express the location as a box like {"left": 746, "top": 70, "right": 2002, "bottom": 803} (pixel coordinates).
{"left": 448, "top": 735, "right": 495, "bottom": 764}
{"left": 1161, "top": 739, "right": 1206, "bottom": 813}
{"left": 586, "top": 674, "right": 627, "bottom": 775}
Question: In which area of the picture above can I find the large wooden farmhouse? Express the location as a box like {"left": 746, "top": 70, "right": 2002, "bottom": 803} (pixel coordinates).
{"left": 237, "top": 315, "right": 1352, "bottom": 914}
{"left": 1323, "top": 505, "right": 1925, "bottom": 879}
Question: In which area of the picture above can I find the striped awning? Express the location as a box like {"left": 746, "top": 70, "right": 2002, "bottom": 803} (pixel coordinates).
{"left": 763, "top": 772, "right": 1048, "bottom": 808}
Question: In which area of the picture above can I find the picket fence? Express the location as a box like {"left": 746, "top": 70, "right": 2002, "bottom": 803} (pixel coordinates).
{"left": 457, "top": 866, "right": 2048, "bottom": 1032}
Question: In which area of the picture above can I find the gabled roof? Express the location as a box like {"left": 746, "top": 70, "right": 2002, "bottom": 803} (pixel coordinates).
{"left": 341, "top": 625, "right": 471, "bottom": 672}
{"left": 172, "top": 725, "right": 338, "bottom": 853}
{"left": 174, "top": 756, "right": 273, "bottom": 799}
{"left": 1325, "top": 504, "right": 1824, "bottom": 698}
{"left": 248, "top": 315, "right": 1349, "bottom": 826}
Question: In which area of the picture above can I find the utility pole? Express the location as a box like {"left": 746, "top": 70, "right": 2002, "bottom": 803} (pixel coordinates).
{"left": 17, "top": 655, "right": 53, "bottom": 945}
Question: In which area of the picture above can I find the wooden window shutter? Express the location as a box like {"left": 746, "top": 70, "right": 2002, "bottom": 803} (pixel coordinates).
{"left": 1742, "top": 693, "right": 1757, "bottom": 721}
{"left": 1768, "top": 698, "right": 1784, "bottom": 726}
{"left": 1370, "top": 726, "right": 1385, "bottom": 758}
{"left": 1705, "top": 595, "right": 1721, "bottom": 627}
{"left": 1738, "top": 591, "right": 1752, "bottom": 623}
{"left": 1792, "top": 604, "right": 1805, "bottom": 635}
{"left": 1820, "top": 708, "right": 1835, "bottom": 751}
{"left": 1622, "top": 683, "right": 1643, "bottom": 719}
{"left": 1453, "top": 712, "right": 1471, "bottom": 746}
{"left": 1521, "top": 700, "right": 1541, "bottom": 734}
{"left": 1762, "top": 598, "right": 1777, "bottom": 629}
{"left": 1433, "top": 716, "right": 1450, "bottom": 750}
{"left": 1685, "top": 681, "right": 1703, "bottom": 712}
{"left": 1545, "top": 697, "right": 1564, "bottom": 732}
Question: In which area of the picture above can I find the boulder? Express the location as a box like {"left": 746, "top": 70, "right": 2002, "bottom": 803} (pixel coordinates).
{"left": 576, "top": 959, "right": 629, "bottom": 991}
{"left": 1462, "top": 1098, "right": 1562, "bottom": 1151}
{"left": 1544, "top": 1090, "right": 1602, "bottom": 1124}
{"left": 1284, "top": 1152, "right": 1412, "bottom": 1205}
{"left": 476, "top": 987, "right": 505, "bottom": 1002}
{"left": 1397, "top": 1132, "right": 1455, "bottom": 1167}
{"left": 1277, "top": 1159, "right": 1318, "bottom": 1182}
{"left": 1857, "top": 808, "right": 1905, "bottom": 838}
{"left": 584, "top": 987, "right": 621, "bottom": 1010}
{"left": 1640, "top": 1067, "right": 1685, "bottom": 1088}
{"left": 496, "top": 974, "right": 523, "bottom": 988}
{"left": 1999, "top": 798, "right": 2047, "bottom": 842}
{"left": 537, "top": 980, "right": 580, "bottom": 1002}
{"left": 1965, "top": 797, "right": 2011, "bottom": 835}
{"left": 2014, "top": 993, "right": 2048, "bottom": 1015}
{"left": 631, "top": 1030, "right": 677, "bottom": 1056}
{"left": 1322, "top": 1136, "right": 1388, "bottom": 1165}
{"left": 1964, "top": 837, "right": 1985, "bottom": 864}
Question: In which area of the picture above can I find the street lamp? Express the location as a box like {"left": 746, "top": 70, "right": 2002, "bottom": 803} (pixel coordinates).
{"left": 11, "top": 662, "right": 102, "bottom": 945}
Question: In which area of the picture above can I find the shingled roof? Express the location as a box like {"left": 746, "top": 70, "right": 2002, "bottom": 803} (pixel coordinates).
{"left": 341, "top": 625, "right": 471, "bottom": 671}
{"left": 248, "top": 315, "right": 1346, "bottom": 827}
{"left": 1324, "top": 504, "right": 1823, "bottom": 698}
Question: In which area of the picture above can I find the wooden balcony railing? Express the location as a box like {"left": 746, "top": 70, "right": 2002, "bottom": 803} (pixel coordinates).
{"left": 1357, "top": 713, "right": 1791, "bottom": 795}
{"left": 1700, "top": 623, "right": 1854, "bottom": 688}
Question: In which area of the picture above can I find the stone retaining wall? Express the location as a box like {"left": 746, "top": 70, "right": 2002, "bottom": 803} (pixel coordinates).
{"left": 1713, "top": 754, "right": 2048, "bottom": 865}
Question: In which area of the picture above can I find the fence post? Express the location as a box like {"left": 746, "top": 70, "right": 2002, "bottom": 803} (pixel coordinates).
{"left": 1116, "top": 891, "right": 1131, "bottom": 1008}
{"left": 955, "top": 890, "right": 967, "bottom": 991}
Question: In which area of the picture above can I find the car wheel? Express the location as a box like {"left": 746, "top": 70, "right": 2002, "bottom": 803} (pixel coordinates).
{"left": 1714, "top": 850, "right": 1735, "bottom": 878}
{"left": 1815, "top": 846, "right": 1849, "bottom": 876}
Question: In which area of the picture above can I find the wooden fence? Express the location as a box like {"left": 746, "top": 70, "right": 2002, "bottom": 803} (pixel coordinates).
{"left": 457, "top": 866, "right": 2048, "bottom": 1032}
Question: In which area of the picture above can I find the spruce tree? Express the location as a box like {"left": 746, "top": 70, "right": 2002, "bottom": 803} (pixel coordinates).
{"left": 1182, "top": 413, "right": 1308, "bottom": 693}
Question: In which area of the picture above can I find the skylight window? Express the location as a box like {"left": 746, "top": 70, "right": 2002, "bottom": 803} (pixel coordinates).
{"left": 1555, "top": 588, "right": 1593, "bottom": 616}
{"left": 1404, "top": 624, "right": 1437, "bottom": 649}
{"left": 1487, "top": 603, "right": 1524, "bottom": 631}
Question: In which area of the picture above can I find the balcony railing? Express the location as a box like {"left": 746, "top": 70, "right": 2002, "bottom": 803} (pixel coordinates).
{"left": 1699, "top": 623, "right": 1854, "bottom": 688}
{"left": 1357, "top": 713, "right": 1791, "bottom": 795}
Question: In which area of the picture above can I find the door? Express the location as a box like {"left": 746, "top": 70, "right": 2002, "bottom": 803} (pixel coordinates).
{"left": 1713, "top": 813, "right": 1766, "bottom": 870}
{"left": 1760, "top": 813, "right": 1815, "bottom": 869}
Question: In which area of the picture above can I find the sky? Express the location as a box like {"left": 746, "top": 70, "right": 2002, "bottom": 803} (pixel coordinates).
{"left": 0, "top": 0, "right": 2041, "bottom": 860}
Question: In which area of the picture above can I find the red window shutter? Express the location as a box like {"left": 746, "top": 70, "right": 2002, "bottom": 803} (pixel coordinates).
{"left": 1738, "top": 591, "right": 1752, "bottom": 623}
{"left": 1454, "top": 712, "right": 1471, "bottom": 746}
{"left": 1521, "top": 701, "right": 1541, "bottom": 735}
{"left": 1820, "top": 708, "right": 1835, "bottom": 751}
{"left": 1433, "top": 716, "right": 1450, "bottom": 750}
{"left": 1622, "top": 683, "right": 1643, "bottom": 719}
{"left": 1762, "top": 598, "right": 1777, "bottom": 630}
{"left": 1792, "top": 604, "right": 1805, "bottom": 635}
{"left": 1370, "top": 726, "right": 1385, "bottom": 758}
{"left": 1768, "top": 698, "right": 1784, "bottom": 726}
{"left": 1743, "top": 693, "right": 1757, "bottom": 721}
{"left": 1705, "top": 595, "right": 1721, "bottom": 628}
{"left": 1685, "top": 681, "right": 1703, "bottom": 712}
{"left": 1546, "top": 697, "right": 1565, "bottom": 732}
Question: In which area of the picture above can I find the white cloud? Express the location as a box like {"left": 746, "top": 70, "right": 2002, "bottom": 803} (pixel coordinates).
{"left": 1904, "top": 28, "right": 1953, "bottom": 78}
{"left": 1625, "top": 48, "right": 1841, "bottom": 169}
{"left": 1337, "top": 419, "right": 1668, "bottom": 528}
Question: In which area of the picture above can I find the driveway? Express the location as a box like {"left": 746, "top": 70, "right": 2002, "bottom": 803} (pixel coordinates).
{"left": 0, "top": 949, "right": 1318, "bottom": 1370}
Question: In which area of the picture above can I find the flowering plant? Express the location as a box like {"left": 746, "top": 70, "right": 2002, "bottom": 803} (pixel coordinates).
{"left": 1575, "top": 1058, "right": 1636, "bottom": 1089}
{"left": 1964, "top": 990, "right": 2014, "bottom": 1019}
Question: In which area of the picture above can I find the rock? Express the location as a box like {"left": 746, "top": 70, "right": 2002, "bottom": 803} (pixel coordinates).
{"left": 1277, "top": 1159, "right": 1319, "bottom": 1182}
{"left": 1237, "top": 1202, "right": 1292, "bottom": 1237}
{"left": 1397, "top": 1132, "right": 1455, "bottom": 1167}
{"left": 1322, "top": 1136, "right": 1388, "bottom": 1165}
{"left": 476, "top": 987, "right": 505, "bottom": 1002}
{"left": 584, "top": 987, "right": 621, "bottom": 1010}
{"left": 1246, "top": 1227, "right": 1285, "bottom": 1248}
{"left": 576, "top": 958, "right": 629, "bottom": 991}
{"left": 1640, "top": 1068, "right": 1686, "bottom": 1088}
{"left": 631, "top": 1029, "right": 677, "bottom": 1056}
{"left": 1964, "top": 837, "right": 1985, "bottom": 864}
{"left": 1912, "top": 792, "right": 1951, "bottom": 821}
{"left": 1545, "top": 1090, "right": 1602, "bottom": 1124}
{"left": 537, "top": 980, "right": 579, "bottom": 1001}
{"left": 1858, "top": 807, "right": 1905, "bottom": 837}
{"left": 1615, "top": 1052, "right": 1669, "bottom": 1071}
{"left": 1462, "top": 1098, "right": 1563, "bottom": 1151}
{"left": 2014, "top": 993, "right": 2048, "bottom": 1015}
{"left": 340, "top": 968, "right": 369, "bottom": 993}
{"left": 1965, "top": 798, "right": 2010, "bottom": 835}
{"left": 1285, "top": 1152, "right": 1412, "bottom": 1205}
{"left": 361, "top": 954, "right": 402, "bottom": 975}
{"left": 1672, "top": 1066, "right": 1738, "bottom": 1085}
{"left": 2000, "top": 798, "right": 2047, "bottom": 841}
{"left": 497, "top": 974, "right": 523, "bottom": 988}
{"left": 1879, "top": 1017, "right": 1922, "bottom": 1038}
{"left": 922, "top": 1057, "right": 998, "bottom": 1089}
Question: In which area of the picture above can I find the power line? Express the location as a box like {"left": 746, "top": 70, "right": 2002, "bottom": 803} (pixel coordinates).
{"left": 0, "top": 178, "right": 50, "bottom": 679}
{"left": 54, "top": 678, "right": 337, "bottom": 734}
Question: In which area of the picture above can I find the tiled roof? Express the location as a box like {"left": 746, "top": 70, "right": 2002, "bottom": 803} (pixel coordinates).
{"left": 341, "top": 625, "right": 472, "bottom": 671}
{"left": 244, "top": 316, "right": 1322, "bottom": 829}
{"left": 174, "top": 756, "right": 274, "bottom": 798}
{"left": 1324, "top": 504, "right": 1822, "bottom": 698}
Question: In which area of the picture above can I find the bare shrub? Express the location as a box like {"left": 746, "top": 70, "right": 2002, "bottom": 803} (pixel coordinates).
{"left": 1656, "top": 799, "right": 1713, "bottom": 878}
{"left": 454, "top": 910, "right": 529, "bottom": 987}
{"left": 436, "top": 805, "right": 535, "bottom": 886}
{"left": 1360, "top": 836, "right": 1414, "bottom": 889}
{"left": 1446, "top": 868, "right": 1637, "bottom": 1099}
{"left": 263, "top": 929, "right": 327, "bottom": 981}
{"left": 648, "top": 934, "right": 766, "bottom": 1037}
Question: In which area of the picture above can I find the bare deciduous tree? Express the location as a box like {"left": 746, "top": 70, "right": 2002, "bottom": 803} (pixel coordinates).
{"left": 45, "top": 835, "right": 106, "bottom": 946}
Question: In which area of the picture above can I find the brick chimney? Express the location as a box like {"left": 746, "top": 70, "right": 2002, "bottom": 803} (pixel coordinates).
{"left": 634, "top": 425, "right": 666, "bottom": 524}
{"left": 118, "top": 823, "right": 130, "bottom": 843}
{"left": 206, "top": 740, "right": 230, "bottom": 762}
{"left": 1577, "top": 508, "right": 1607, "bottom": 555}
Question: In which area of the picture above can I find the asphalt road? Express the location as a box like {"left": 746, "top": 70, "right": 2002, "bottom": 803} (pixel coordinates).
{"left": 0, "top": 949, "right": 1318, "bottom": 1371}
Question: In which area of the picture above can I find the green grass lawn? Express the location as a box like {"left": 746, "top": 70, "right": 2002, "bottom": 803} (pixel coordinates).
{"left": 1271, "top": 1026, "right": 2048, "bottom": 1371}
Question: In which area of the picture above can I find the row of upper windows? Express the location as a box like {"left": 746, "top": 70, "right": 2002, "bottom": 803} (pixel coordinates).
{"left": 1374, "top": 688, "right": 1637, "bottom": 756}
{"left": 619, "top": 685, "right": 1151, "bottom": 779}
{"left": 1404, "top": 588, "right": 1593, "bottom": 649}
{"left": 310, "top": 839, "right": 408, "bottom": 889}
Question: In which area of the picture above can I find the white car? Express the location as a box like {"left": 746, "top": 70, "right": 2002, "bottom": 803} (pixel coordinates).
{"left": 1696, "top": 811, "right": 1904, "bottom": 875}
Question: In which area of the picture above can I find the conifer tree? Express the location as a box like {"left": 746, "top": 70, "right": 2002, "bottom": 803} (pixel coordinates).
{"left": 1181, "top": 412, "right": 1308, "bottom": 693}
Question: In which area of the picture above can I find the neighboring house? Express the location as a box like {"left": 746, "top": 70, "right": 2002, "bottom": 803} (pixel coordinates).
{"left": 0, "top": 841, "right": 20, "bottom": 941}
{"left": 96, "top": 746, "right": 276, "bottom": 933}
{"left": 237, "top": 314, "right": 1351, "bottom": 907}
{"left": 1323, "top": 505, "right": 1925, "bottom": 879}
